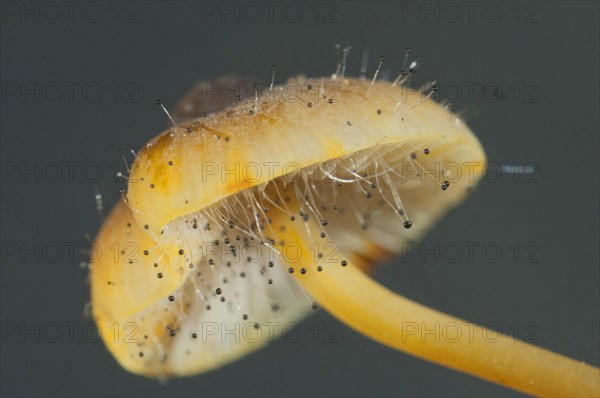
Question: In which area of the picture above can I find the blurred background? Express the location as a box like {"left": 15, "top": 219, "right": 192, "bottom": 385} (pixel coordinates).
{"left": 1, "top": 1, "right": 598, "bottom": 397}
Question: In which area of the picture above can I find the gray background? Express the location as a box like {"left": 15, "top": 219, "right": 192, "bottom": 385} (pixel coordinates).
{"left": 1, "top": 1, "right": 598, "bottom": 397}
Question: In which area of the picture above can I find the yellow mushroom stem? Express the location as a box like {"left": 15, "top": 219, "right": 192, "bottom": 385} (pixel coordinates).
{"left": 283, "top": 226, "right": 600, "bottom": 397}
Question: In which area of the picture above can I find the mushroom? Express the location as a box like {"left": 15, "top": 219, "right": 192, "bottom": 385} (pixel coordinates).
{"left": 91, "top": 75, "right": 599, "bottom": 396}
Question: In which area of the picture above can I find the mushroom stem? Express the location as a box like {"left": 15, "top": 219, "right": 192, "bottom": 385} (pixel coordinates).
{"left": 294, "top": 260, "right": 599, "bottom": 397}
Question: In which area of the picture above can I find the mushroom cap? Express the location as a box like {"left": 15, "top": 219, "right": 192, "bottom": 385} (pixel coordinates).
{"left": 91, "top": 76, "right": 486, "bottom": 378}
